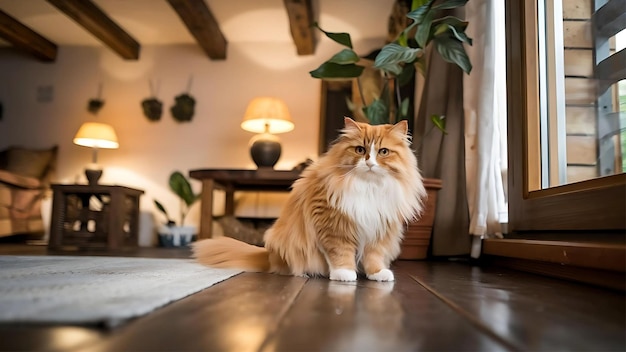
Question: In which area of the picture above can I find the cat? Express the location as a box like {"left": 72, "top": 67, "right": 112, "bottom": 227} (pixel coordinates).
{"left": 192, "top": 117, "right": 427, "bottom": 281}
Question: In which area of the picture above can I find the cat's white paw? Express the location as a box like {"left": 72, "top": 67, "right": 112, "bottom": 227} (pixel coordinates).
{"left": 367, "top": 269, "right": 394, "bottom": 282}
{"left": 329, "top": 268, "right": 357, "bottom": 281}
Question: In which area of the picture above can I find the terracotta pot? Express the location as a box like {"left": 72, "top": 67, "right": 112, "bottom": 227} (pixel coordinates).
{"left": 398, "top": 178, "right": 442, "bottom": 260}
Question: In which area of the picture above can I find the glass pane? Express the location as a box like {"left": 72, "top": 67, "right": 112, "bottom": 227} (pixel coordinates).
{"left": 535, "top": 0, "right": 625, "bottom": 189}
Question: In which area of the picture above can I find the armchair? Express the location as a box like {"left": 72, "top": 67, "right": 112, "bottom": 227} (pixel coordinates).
{"left": 0, "top": 146, "right": 57, "bottom": 239}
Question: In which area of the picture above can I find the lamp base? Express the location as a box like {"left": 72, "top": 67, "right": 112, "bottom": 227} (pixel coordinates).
{"left": 85, "top": 168, "right": 103, "bottom": 186}
{"left": 249, "top": 134, "right": 281, "bottom": 169}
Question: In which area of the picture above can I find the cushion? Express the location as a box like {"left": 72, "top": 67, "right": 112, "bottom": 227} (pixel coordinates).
{"left": 0, "top": 170, "right": 41, "bottom": 189}
{"left": 2, "top": 146, "right": 57, "bottom": 179}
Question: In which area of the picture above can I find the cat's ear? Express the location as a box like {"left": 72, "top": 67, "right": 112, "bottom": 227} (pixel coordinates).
{"left": 391, "top": 120, "right": 409, "bottom": 135}
{"left": 343, "top": 117, "right": 362, "bottom": 132}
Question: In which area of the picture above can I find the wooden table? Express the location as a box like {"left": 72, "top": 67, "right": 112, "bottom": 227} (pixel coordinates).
{"left": 48, "top": 184, "right": 144, "bottom": 250}
{"left": 189, "top": 169, "right": 302, "bottom": 239}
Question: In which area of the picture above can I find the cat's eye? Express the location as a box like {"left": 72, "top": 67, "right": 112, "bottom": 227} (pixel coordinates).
{"left": 378, "top": 148, "right": 390, "bottom": 156}
{"left": 355, "top": 146, "right": 366, "bottom": 155}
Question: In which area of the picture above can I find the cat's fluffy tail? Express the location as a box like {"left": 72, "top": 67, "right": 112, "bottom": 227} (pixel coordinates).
{"left": 191, "top": 237, "right": 270, "bottom": 272}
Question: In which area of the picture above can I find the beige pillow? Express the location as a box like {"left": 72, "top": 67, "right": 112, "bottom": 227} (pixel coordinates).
{"left": 4, "top": 146, "right": 57, "bottom": 179}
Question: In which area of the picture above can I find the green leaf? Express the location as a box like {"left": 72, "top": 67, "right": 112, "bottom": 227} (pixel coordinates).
{"left": 407, "top": 0, "right": 435, "bottom": 24}
{"left": 415, "top": 10, "right": 434, "bottom": 48}
{"left": 411, "top": 0, "right": 430, "bottom": 11}
{"left": 433, "top": 0, "right": 469, "bottom": 10}
{"left": 364, "top": 99, "right": 389, "bottom": 125}
{"left": 154, "top": 200, "right": 171, "bottom": 222}
{"left": 328, "top": 48, "right": 360, "bottom": 65}
{"left": 432, "top": 16, "right": 469, "bottom": 30}
{"left": 169, "top": 171, "right": 196, "bottom": 207}
{"left": 430, "top": 114, "right": 447, "bottom": 134}
{"left": 374, "top": 43, "right": 423, "bottom": 76}
{"left": 397, "top": 31, "right": 409, "bottom": 47}
{"left": 434, "top": 23, "right": 449, "bottom": 37}
{"left": 432, "top": 16, "right": 472, "bottom": 45}
{"left": 309, "top": 62, "right": 365, "bottom": 79}
{"left": 313, "top": 22, "right": 352, "bottom": 48}
{"left": 434, "top": 36, "right": 472, "bottom": 74}
{"left": 448, "top": 25, "right": 473, "bottom": 45}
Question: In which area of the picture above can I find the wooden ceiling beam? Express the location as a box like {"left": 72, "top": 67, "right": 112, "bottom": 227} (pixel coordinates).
{"left": 166, "top": 0, "right": 227, "bottom": 60}
{"left": 283, "top": 0, "right": 316, "bottom": 55}
{"left": 0, "top": 9, "right": 57, "bottom": 62}
{"left": 46, "top": 0, "right": 140, "bottom": 60}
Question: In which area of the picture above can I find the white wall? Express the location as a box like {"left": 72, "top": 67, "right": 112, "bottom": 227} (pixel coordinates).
{"left": 0, "top": 38, "right": 385, "bottom": 245}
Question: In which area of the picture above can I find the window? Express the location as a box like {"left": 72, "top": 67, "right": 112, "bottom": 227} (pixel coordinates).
{"left": 533, "top": 0, "right": 625, "bottom": 189}
{"left": 483, "top": 0, "right": 625, "bottom": 290}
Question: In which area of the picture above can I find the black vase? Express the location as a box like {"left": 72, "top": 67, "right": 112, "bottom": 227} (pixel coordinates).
{"left": 85, "top": 169, "right": 103, "bottom": 186}
{"left": 250, "top": 136, "right": 281, "bottom": 168}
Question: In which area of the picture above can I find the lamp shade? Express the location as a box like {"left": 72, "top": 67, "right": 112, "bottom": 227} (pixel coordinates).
{"left": 241, "top": 97, "right": 294, "bottom": 134}
{"left": 73, "top": 122, "right": 119, "bottom": 149}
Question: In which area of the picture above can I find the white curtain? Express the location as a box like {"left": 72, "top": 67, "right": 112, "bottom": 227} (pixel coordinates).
{"left": 463, "top": 0, "right": 508, "bottom": 246}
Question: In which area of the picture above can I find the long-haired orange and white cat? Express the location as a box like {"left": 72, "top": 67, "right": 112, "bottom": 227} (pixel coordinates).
{"left": 193, "top": 117, "right": 426, "bottom": 281}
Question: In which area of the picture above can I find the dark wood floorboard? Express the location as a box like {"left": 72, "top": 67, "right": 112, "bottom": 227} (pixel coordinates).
{"left": 261, "top": 273, "right": 509, "bottom": 352}
{"left": 0, "top": 244, "right": 624, "bottom": 351}
{"left": 400, "top": 260, "right": 626, "bottom": 351}
{"left": 0, "top": 326, "right": 105, "bottom": 352}
{"left": 86, "top": 273, "right": 307, "bottom": 352}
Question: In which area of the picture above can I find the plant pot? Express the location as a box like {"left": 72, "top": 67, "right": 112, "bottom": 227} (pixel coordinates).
{"left": 158, "top": 225, "right": 197, "bottom": 247}
{"left": 398, "top": 178, "right": 442, "bottom": 260}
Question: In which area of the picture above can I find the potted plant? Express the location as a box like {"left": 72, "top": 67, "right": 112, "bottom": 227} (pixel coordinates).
{"left": 154, "top": 171, "right": 200, "bottom": 247}
{"left": 309, "top": 0, "right": 472, "bottom": 259}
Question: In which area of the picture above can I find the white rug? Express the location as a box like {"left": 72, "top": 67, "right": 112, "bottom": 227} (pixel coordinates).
{"left": 0, "top": 255, "right": 241, "bottom": 327}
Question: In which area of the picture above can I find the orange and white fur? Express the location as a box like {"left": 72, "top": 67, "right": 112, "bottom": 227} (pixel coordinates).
{"left": 193, "top": 117, "right": 426, "bottom": 281}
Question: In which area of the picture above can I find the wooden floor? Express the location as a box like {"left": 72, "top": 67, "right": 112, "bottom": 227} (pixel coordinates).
{"left": 0, "top": 243, "right": 624, "bottom": 352}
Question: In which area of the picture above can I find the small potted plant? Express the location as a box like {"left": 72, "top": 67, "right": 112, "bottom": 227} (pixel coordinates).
{"left": 154, "top": 171, "right": 200, "bottom": 247}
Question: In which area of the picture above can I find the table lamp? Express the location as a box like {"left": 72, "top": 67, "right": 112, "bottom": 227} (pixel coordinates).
{"left": 73, "top": 122, "right": 119, "bottom": 185}
{"left": 241, "top": 97, "right": 294, "bottom": 168}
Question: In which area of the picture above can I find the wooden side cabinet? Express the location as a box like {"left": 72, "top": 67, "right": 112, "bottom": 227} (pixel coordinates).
{"left": 189, "top": 168, "right": 302, "bottom": 239}
{"left": 48, "top": 184, "right": 144, "bottom": 250}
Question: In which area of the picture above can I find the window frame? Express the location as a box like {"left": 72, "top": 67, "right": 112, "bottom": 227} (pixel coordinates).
{"left": 504, "top": 0, "right": 625, "bottom": 232}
